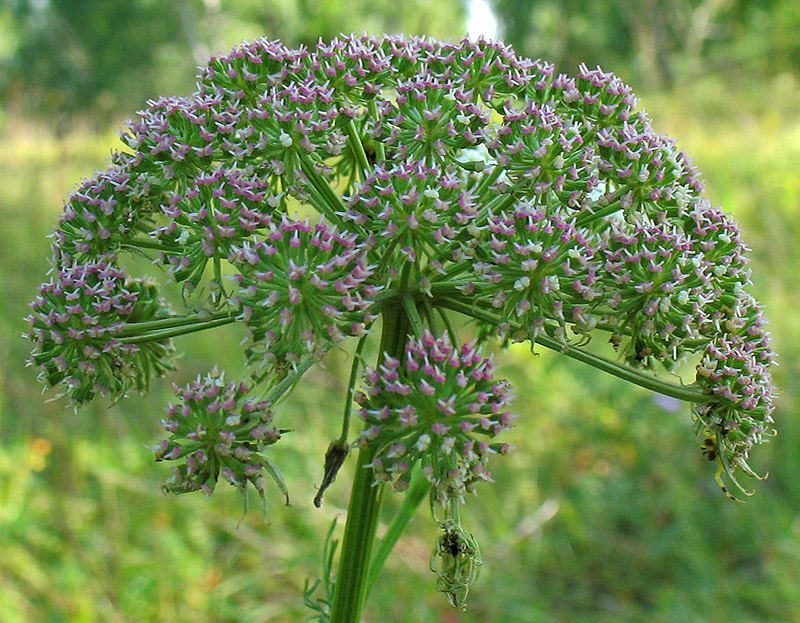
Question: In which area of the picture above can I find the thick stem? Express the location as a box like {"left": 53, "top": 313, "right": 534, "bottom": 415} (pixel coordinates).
{"left": 327, "top": 443, "right": 382, "bottom": 623}
{"left": 329, "top": 301, "right": 409, "bottom": 623}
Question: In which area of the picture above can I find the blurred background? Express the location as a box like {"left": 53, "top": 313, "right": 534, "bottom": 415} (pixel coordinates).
{"left": 1, "top": 1, "right": 799, "bottom": 621}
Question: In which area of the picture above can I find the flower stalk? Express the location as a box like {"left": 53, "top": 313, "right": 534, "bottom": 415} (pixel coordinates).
{"left": 119, "top": 315, "right": 236, "bottom": 344}
{"left": 329, "top": 299, "right": 410, "bottom": 623}
{"left": 366, "top": 464, "right": 431, "bottom": 597}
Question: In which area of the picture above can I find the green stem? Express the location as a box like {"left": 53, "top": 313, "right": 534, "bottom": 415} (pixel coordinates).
{"left": 345, "top": 119, "right": 372, "bottom": 178}
{"left": 368, "top": 100, "right": 386, "bottom": 162}
{"left": 122, "top": 238, "right": 175, "bottom": 253}
{"left": 329, "top": 301, "right": 410, "bottom": 623}
{"left": 401, "top": 294, "right": 425, "bottom": 337}
{"left": 482, "top": 189, "right": 517, "bottom": 215}
{"left": 437, "top": 307, "right": 458, "bottom": 346}
{"left": 574, "top": 188, "right": 626, "bottom": 226}
{"left": 328, "top": 444, "right": 382, "bottom": 623}
{"left": 118, "top": 311, "right": 233, "bottom": 336}
{"left": 119, "top": 315, "right": 236, "bottom": 344}
{"left": 365, "top": 464, "right": 431, "bottom": 597}
{"left": 534, "top": 333, "right": 711, "bottom": 403}
{"left": 437, "top": 296, "right": 713, "bottom": 404}
{"left": 263, "top": 356, "right": 317, "bottom": 403}
{"left": 473, "top": 163, "right": 504, "bottom": 197}
{"left": 338, "top": 334, "right": 369, "bottom": 443}
{"left": 299, "top": 156, "right": 350, "bottom": 228}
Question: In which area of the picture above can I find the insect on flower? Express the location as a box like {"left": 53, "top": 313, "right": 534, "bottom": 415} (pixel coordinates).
{"left": 430, "top": 519, "right": 483, "bottom": 610}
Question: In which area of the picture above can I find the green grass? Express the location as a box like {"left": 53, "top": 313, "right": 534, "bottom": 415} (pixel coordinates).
{"left": 1, "top": 80, "right": 799, "bottom": 622}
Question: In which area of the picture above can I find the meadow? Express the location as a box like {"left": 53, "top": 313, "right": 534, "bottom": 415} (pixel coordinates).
{"left": 1, "top": 74, "right": 798, "bottom": 622}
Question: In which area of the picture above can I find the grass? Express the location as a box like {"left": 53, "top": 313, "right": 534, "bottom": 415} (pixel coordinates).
{"left": 1, "top": 79, "right": 798, "bottom": 622}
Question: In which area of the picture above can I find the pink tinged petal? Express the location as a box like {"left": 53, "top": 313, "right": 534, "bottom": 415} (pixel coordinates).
{"left": 432, "top": 422, "right": 450, "bottom": 435}
{"left": 436, "top": 396, "right": 456, "bottom": 416}
{"left": 399, "top": 406, "right": 418, "bottom": 427}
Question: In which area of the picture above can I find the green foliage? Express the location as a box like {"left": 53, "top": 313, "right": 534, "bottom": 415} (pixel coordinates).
{"left": 0, "top": 0, "right": 466, "bottom": 129}
{"left": 489, "top": 0, "right": 800, "bottom": 91}
{"left": 3, "top": 0, "right": 196, "bottom": 128}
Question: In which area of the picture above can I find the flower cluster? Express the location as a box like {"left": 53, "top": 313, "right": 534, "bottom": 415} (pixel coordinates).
{"left": 155, "top": 369, "right": 286, "bottom": 505}
{"left": 51, "top": 164, "right": 156, "bottom": 265}
{"left": 30, "top": 34, "right": 777, "bottom": 516}
{"left": 487, "top": 100, "right": 597, "bottom": 210}
{"left": 25, "top": 259, "right": 175, "bottom": 405}
{"left": 229, "top": 216, "right": 378, "bottom": 371}
{"left": 473, "top": 203, "right": 599, "bottom": 341}
{"left": 372, "top": 79, "right": 491, "bottom": 166}
{"left": 150, "top": 166, "right": 276, "bottom": 283}
{"left": 27, "top": 33, "right": 780, "bottom": 617}
{"left": 693, "top": 292, "right": 776, "bottom": 488}
{"left": 356, "top": 331, "right": 515, "bottom": 501}
{"left": 343, "top": 161, "right": 481, "bottom": 268}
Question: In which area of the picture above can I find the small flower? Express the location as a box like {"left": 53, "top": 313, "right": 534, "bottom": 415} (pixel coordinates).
{"left": 156, "top": 369, "right": 288, "bottom": 507}
{"left": 357, "top": 331, "right": 516, "bottom": 501}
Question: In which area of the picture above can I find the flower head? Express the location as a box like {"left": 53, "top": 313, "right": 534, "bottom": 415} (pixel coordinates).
{"left": 51, "top": 164, "right": 155, "bottom": 266}
{"left": 29, "top": 34, "right": 778, "bottom": 508}
{"left": 343, "top": 161, "right": 481, "bottom": 267}
{"left": 692, "top": 292, "right": 776, "bottom": 495}
{"left": 156, "top": 368, "right": 287, "bottom": 506}
{"left": 357, "top": 331, "right": 515, "bottom": 501}
{"left": 25, "top": 259, "right": 175, "bottom": 405}
{"left": 229, "top": 215, "right": 378, "bottom": 371}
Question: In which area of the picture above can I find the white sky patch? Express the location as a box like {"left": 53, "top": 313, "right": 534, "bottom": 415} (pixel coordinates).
{"left": 467, "top": 0, "right": 498, "bottom": 41}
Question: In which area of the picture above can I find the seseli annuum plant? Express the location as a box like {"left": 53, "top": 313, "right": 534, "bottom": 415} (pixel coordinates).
{"left": 25, "top": 34, "right": 777, "bottom": 622}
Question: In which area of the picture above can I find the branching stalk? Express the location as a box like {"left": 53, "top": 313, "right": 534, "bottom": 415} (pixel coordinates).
{"left": 437, "top": 297, "right": 713, "bottom": 404}
{"left": 119, "top": 315, "right": 236, "bottom": 344}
